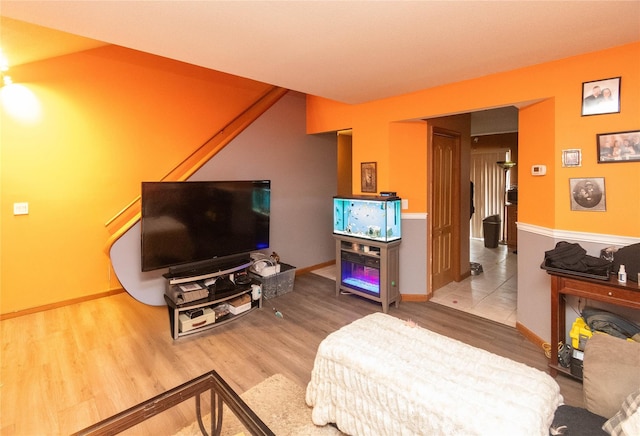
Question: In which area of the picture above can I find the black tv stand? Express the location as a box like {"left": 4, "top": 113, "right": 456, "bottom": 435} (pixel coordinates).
{"left": 163, "top": 254, "right": 252, "bottom": 285}
{"left": 163, "top": 259, "right": 262, "bottom": 339}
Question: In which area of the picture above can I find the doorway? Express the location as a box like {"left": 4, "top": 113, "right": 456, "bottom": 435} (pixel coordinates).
{"left": 429, "top": 107, "right": 519, "bottom": 326}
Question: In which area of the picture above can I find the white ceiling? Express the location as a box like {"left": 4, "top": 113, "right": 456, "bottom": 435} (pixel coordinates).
{"left": 1, "top": 1, "right": 639, "bottom": 104}
{"left": 0, "top": 17, "right": 107, "bottom": 68}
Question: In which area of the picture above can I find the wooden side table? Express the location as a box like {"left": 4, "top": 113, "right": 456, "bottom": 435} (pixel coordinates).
{"left": 548, "top": 271, "right": 640, "bottom": 378}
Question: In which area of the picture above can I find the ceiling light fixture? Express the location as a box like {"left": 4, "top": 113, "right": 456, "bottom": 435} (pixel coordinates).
{"left": 0, "top": 49, "right": 12, "bottom": 87}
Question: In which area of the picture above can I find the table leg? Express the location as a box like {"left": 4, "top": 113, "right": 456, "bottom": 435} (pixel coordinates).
{"left": 549, "top": 276, "right": 560, "bottom": 376}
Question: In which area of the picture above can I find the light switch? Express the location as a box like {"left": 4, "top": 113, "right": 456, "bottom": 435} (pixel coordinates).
{"left": 13, "top": 202, "right": 29, "bottom": 215}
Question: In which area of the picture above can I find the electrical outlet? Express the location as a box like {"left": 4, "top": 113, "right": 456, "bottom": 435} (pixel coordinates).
{"left": 13, "top": 202, "right": 29, "bottom": 215}
{"left": 401, "top": 199, "right": 409, "bottom": 210}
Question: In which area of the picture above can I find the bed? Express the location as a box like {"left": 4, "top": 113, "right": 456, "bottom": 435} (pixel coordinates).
{"left": 305, "top": 312, "right": 563, "bottom": 435}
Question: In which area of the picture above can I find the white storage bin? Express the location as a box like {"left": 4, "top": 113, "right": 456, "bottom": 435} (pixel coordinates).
{"left": 179, "top": 308, "right": 215, "bottom": 332}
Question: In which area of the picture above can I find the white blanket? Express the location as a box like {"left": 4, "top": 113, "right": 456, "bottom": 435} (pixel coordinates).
{"left": 306, "top": 313, "right": 563, "bottom": 436}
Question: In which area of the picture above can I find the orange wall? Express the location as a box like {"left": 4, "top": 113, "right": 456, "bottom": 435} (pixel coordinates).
{"left": 389, "top": 121, "right": 428, "bottom": 211}
{"left": 307, "top": 42, "right": 640, "bottom": 236}
{"left": 3, "top": 42, "right": 639, "bottom": 315}
{"left": 1, "top": 46, "right": 271, "bottom": 314}
{"left": 519, "top": 99, "right": 556, "bottom": 229}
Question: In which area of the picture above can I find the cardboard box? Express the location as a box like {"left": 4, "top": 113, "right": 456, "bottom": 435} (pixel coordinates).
{"left": 179, "top": 307, "right": 215, "bottom": 332}
{"left": 228, "top": 294, "right": 251, "bottom": 315}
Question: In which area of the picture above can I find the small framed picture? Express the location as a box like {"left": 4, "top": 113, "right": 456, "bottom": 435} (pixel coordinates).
{"left": 596, "top": 130, "right": 640, "bottom": 163}
{"left": 581, "top": 77, "right": 621, "bottom": 116}
{"left": 361, "top": 162, "right": 377, "bottom": 193}
{"left": 562, "top": 149, "right": 582, "bottom": 167}
{"left": 569, "top": 178, "right": 606, "bottom": 212}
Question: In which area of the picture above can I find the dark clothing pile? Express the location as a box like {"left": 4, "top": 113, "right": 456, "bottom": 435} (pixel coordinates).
{"left": 612, "top": 242, "right": 640, "bottom": 283}
{"left": 543, "top": 241, "right": 611, "bottom": 276}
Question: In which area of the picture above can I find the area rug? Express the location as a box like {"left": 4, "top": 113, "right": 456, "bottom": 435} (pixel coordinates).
{"left": 174, "top": 373, "right": 343, "bottom": 436}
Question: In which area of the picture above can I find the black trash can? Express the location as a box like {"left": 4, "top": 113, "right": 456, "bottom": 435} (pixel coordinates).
{"left": 482, "top": 215, "right": 501, "bottom": 248}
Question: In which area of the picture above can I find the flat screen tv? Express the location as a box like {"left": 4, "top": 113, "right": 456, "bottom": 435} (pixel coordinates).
{"left": 141, "top": 180, "right": 270, "bottom": 272}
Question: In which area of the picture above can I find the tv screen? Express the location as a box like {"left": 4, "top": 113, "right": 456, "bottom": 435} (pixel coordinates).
{"left": 141, "top": 180, "right": 270, "bottom": 272}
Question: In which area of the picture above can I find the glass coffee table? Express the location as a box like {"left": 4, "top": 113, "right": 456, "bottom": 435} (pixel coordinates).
{"left": 72, "top": 370, "right": 274, "bottom": 436}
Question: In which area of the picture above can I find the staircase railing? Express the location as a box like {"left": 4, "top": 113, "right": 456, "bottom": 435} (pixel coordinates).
{"left": 104, "top": 86, "right": 288, "bottom": 254}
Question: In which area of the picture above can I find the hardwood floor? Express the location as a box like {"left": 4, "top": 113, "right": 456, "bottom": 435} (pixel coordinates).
{"left": 0, "top": 273, "right": 583, "bottom": 435}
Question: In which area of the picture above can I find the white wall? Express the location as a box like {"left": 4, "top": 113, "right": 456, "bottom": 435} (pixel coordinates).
{"left": 517, "top": 223, "right": 640, "bottom": 342}
{"left": 111, "top": 91, "right": 337, "bottom": 305}
{"left": 399, "top": 214, "right": 428, "bottom": 295}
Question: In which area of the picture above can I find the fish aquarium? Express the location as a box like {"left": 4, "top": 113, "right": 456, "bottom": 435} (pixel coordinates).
{"left": 333, "top": 196, "right": 402, "bottom": 242}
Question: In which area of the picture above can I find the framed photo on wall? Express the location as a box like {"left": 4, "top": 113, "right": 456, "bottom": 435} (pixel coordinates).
{"left": 596, "top": 130, "right": 640, "bottom": 163}
{"left": 562, "top": 149, "right": 582, "bottom": 167}
{"left": 569, "top": 177, "right": 606, "bottom": 212}
{"left": 581, "top": 77, "right": 621, "bottom": 116}
{"left": 361, "top": 162, "right": 377, "bottom": 193}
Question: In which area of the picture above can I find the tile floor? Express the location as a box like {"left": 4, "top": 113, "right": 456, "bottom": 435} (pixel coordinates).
{"left": 311, "top": 238, "right": 518, "bottom": 326}
{"left": 430, "top": 239, "right": 517, "bottom": 326}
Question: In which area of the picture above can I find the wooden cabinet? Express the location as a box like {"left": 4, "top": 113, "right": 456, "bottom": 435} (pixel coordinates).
{"left": 506, "top": 203, "right": 518, "bottom": 249}
{"left": 547, "top": 271, "right": 640, "bottom": 378}
{"left": 334, "top": 235, "right": 401, "bottom": 313}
